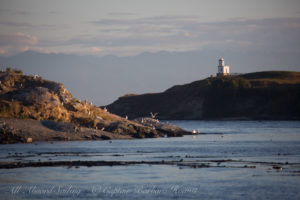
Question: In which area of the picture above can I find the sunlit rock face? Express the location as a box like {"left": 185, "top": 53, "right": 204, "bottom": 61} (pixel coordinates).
{"left": 0, "top": 69, "right": 189, "bottom": 143}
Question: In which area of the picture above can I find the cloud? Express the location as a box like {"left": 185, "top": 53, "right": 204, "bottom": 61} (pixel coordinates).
{"left": 184, "top": 32, "right": 191, "bottom": 37}
{"left": 14, "top": 10, "right": 31, "bottom": 15}
{"left": 108, "top": 12, "right": 135, "bottom": 16}
{"left": 0, "top": 21, "right": 34, "bottom": 28}
{"left": 0, "top": 8, "right": 32, "bottom": 15}
{"left": 90, "top": 46, "right": 102, "bottom": 55}
{"left": 92, "top": 15, "right": 197, "bottom": 26}
{"left": 83, "top": 16, "right": 298, "bottom": 55}
{"left": 49, "top": 11, "right": 58, "bottom": 15}
{"left": 0, "top": 32, "right": 38, "bottom": 46}
{"left": 3, "top": 16, "right": 299, "bottom": 57}
{"left": 0, "top": 32, "right": 38, "bottom": 56}
{"left": 7, "top": 16, "right": 294, "bottom": 57}
{"left": 0, "top": 20, "right": 66, "bottom": 30}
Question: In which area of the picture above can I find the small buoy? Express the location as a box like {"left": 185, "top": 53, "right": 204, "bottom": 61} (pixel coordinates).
{"left": 27, "top": 138, "right": 32, "bottom": 143}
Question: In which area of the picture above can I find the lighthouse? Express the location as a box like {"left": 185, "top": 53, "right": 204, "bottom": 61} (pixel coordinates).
{"left": 216, "top": 57, "right": 230, "bottom": 76}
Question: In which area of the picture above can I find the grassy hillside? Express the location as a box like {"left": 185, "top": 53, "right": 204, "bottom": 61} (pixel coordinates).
{"left": 107, "top": 71, "right": 300, "bottom": 120}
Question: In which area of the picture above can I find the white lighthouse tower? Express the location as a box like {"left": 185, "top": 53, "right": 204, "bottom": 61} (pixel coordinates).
{"left": 217, "top": 57, "right": 230, "bottom": 76}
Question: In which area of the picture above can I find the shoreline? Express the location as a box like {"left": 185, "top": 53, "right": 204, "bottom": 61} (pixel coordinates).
{"left": 0, "top": 117, "right": 133, "bottom": 144}
{"left": 0, "top": 117, "right": 192, "bottom": 144}
{"left": 1, "top": 117, "right": 299, "bottom": 144}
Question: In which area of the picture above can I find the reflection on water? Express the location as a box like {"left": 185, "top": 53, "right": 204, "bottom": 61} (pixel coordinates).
{"left": 0, "top": 121, "right": 300, "bottom": 199}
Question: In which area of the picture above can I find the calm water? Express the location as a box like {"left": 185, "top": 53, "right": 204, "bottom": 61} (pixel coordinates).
{"left": 0, "top": 121, "right": 300, "bottom": 200}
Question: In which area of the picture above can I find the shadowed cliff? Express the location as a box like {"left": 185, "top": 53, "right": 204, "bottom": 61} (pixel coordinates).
{"left": 107, "top": 71, "right": 300, "bottom": 120}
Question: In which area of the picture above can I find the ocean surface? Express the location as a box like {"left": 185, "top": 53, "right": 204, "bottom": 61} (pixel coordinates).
{"left": 0, "top": 120, "right": 300, "bottom": 200}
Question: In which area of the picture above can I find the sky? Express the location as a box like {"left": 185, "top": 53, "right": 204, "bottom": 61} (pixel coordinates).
{"left": 1, "top": 0, "right": 300, "bottom": 56}
{"left": 0, "top": 0, "right": 300, "bottom": 105}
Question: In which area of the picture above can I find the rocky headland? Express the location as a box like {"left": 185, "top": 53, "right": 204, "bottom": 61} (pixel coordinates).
{"left": 107, "top": 71, "right": 300, "bottom": 120}
{"left": 0, "top": 69, "right": 189, "bottom": 144}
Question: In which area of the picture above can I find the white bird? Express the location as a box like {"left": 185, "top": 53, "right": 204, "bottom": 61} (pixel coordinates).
{"left": 150, "top": 112, "right": 158, "bottom": 119}
{"left": 103, "top": 107, "right": 108, "bottom": 112}
{"left": 125, "top": 115, "right": 128, "bottom": 120}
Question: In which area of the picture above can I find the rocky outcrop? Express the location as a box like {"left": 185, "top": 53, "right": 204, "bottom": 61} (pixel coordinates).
{"left": 134, "top": 118, "right": 190, "bottom": 137}
{"left": 0, "top": 69, "right": 190, "bottom": 143}
{"left": 107, "top": 71, "right": 300, "bottom": 120}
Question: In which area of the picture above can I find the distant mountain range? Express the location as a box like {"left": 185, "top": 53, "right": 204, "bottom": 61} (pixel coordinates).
{"left": 107, "top": 71, "right": 300, "bottom": 120}
{"left": 0, "top": 50, "right": 299, "bottom": 106}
